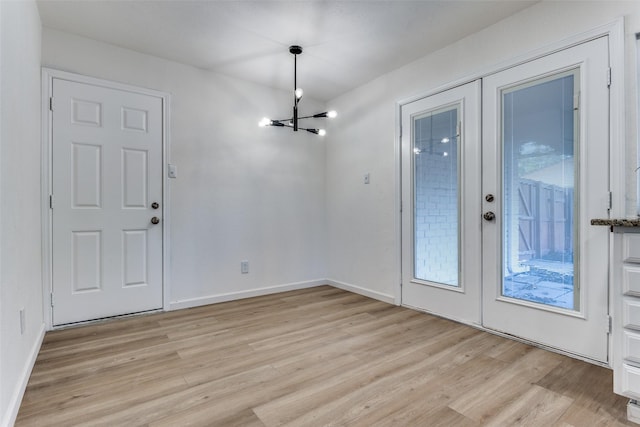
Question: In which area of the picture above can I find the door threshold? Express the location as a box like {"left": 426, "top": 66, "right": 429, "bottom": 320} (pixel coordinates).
{"left": 52, "top": 308, "right": 164, "bottom": 330}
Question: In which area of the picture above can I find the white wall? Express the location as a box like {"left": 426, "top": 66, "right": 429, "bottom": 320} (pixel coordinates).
{"left": 325, "top": 1, "right": 640, "bottom": 300}
{"left": 0, "top": 1, "right": 44, "bottom": 426}
{"left": 42, "top": 29, "right": 327, "bottom": 308}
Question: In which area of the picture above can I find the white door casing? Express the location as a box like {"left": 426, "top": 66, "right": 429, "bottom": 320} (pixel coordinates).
{"left": 51, "top": 77, "right": 164, "bottom": 325}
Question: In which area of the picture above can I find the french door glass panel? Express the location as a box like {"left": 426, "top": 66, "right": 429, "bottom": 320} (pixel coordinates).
{"left": 414, "top": 105, "right": 460, "bottom": 287}
{"left": 502, "top": 70, "right": 579, "bottom": 311}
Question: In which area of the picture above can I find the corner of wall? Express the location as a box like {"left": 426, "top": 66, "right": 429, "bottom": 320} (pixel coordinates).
{"left": 0, "top": 0, "right": 45, "bottom": 425}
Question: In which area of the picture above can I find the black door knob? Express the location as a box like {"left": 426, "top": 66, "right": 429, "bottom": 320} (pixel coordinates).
{"left": 483, "top": 212, "right": 496, "bottom": 221}
{"left": 151, "top": 216, "right": 160, "bottom": 225}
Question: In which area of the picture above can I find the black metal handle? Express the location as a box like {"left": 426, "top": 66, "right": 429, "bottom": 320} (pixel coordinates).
{"left": 151, "top": 216, "right": 160, "bottom": 225}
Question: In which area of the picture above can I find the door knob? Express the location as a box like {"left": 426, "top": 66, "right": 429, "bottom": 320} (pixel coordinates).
{"left": 483, "top": 211, "right": 495, "bottom": 221}
{"left": 485, "top": 194, "right": 495, "bottom": 202}
{"left": 151, "top": 202, "right": 159, "bottom": 209}
{"left": 151, "top": 216, "right": 160, "bottom": 225}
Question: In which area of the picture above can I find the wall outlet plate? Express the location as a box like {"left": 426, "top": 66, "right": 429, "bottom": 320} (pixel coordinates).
{"left": 241, "top": 260, "right": 249, "bottom": 274}
{"left": 168, "top": 164, "right": 177, "bottom": 178}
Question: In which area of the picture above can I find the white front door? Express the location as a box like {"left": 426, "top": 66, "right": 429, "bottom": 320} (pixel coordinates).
{"left": 401, "top": 37, "right": 610, "bottom": 362}
{"left": 51, "top": 78, "right": 163, "bottom": 325}
{"left": 401, "top": 81, "right": 482, "bottom": 325}
{"left": 482, "top": 36, "right": 610, "bottom": 362}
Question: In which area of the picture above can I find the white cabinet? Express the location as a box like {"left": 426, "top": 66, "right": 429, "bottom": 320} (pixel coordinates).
{"left": 613, "top": 229, "right": 640, "bottom": 422}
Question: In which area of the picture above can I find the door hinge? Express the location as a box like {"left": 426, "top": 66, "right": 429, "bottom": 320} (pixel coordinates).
{"left": 573, "top": 92, "right": 580, "bottom": 111}
{"left": 49, "top": 195, "right": 53, "bottom": 209}
{"left": 606, "top": 314, "right": 612, "bottom": 334}
{"left": 49, "top": 97, "right": 53, "bottom": 111}
{"left": 606, "top": 67, "right": 612, "bottom": 88}
{"left": 608, "top": 191, "right": 613, "bottom": 211}
{"left": 50, "top": 292, "right": 54, "bottom": 307}
{"left": 456, "top": 121, "right": 461, "bottom": 138}
{"left": 400, "top": 200, "right": 403, "bottom": 213}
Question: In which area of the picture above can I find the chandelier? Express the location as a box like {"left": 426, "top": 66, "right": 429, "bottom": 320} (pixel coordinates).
{"left": 258, "top": 45, "right": 337, "bottom": 136}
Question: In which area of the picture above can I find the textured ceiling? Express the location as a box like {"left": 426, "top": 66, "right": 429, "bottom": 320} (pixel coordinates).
{"left": 37, "top": 0, "right": 538, "bottom": 101}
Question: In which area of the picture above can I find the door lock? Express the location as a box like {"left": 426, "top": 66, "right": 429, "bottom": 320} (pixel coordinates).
{"left": 485, "top": 194, "right": 495, "bottom": 202}
{"left": 151, "top": 216, "right": 160, "bottom": 225}
{"left": 151, "top": 202, "right": 159, "bottom": 209}
{"left": 483, "top": 211, "right": 496, "bottom": 221}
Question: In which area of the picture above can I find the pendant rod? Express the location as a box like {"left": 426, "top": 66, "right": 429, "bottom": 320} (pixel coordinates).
{"left": 289, "top": 45, "right": 303, "bottom": 132}
{"left": 293, "top": 52, "right": 298, "bottom": 131}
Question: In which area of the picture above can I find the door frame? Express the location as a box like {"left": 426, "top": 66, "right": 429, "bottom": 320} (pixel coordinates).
{"left": 41, "top": 68, "right": 172, "bottom": 330}
{"left": 394, "top": 18, "right": 624, "bottom": 365}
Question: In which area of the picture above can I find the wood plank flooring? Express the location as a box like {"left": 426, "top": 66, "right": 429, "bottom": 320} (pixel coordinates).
{"left": 16, "top": 286, "right": 635, "bottom": 426}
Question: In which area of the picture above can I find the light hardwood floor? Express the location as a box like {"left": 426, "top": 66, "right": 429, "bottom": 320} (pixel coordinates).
{"left": 16, "top": 286, "right": 635, "bottom": 426}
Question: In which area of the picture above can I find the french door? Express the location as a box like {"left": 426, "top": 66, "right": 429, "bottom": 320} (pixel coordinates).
{"left": 401, "top": 37, "right": 610, "bottom": 362}
{"left": 401, "top": 81, "right": 482, "bottom": 325}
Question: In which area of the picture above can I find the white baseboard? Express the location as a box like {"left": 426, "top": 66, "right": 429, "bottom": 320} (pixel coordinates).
{"left": 326, "top": 279, "right": 396, "bottom": 305}
{"left": 169, "top": 279, "right": 327, "bottom": 310}
{"left": 2, "top": 323, "right": 45, "bottom": 427}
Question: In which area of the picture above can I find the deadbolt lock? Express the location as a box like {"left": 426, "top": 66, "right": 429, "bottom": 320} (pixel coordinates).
{"left": 151, "top": 202, "right": 159, "bottom": 209}
{"left": 485, "top": 194, "right": 495, "bottom": 203}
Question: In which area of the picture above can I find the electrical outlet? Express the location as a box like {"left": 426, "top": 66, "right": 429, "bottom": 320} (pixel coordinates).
{"left": 19, "top": 308, "right": 25, "bottom": 335}
{"left": 364, "top": 173, "right": 370, "bottom": 184}
{"left": 241, "top": 260, "right": 249, "bottom": 274}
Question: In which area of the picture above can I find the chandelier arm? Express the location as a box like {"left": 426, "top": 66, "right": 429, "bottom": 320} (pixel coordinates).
{"left": 297, "top": 113, "right": 328, "bottom": 120}
{"left": 271, "top": 118, "right": 293, "bottom": 123}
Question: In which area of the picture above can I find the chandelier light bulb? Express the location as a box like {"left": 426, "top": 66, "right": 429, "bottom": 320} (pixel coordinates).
{"left": 318, "top": 129, "right": 327, "bottom": 136}
{"left": 258, "top": 117, "right": 271, "bottom": 127}
{"left": 327, "top": 110, "right": 337, "bottom": 119}
{"left": 441, "top": 137, "right": 450, "bottom": 144}
{"left": 295, "top": 88, "right": 304, "bottom": 99}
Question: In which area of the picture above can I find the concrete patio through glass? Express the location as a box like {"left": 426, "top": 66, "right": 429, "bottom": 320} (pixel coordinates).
{"left": 504, "top": 259, "right": 574, "bottom": 310}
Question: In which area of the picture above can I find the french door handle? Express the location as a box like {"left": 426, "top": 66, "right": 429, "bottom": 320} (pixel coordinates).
{"left": 483, "top": 211, "right": 496, "bottom": 221}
